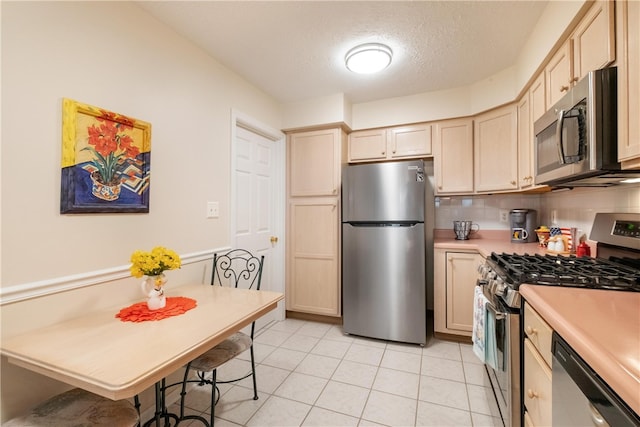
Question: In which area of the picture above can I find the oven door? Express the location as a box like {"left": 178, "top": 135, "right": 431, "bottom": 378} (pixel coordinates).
{"left": 482, "top": 289, "right": 521, "bottom": 427}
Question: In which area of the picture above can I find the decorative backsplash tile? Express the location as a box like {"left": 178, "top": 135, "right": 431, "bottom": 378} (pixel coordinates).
{"left": 434, "top": 184, "right": 639, "bottom": 239}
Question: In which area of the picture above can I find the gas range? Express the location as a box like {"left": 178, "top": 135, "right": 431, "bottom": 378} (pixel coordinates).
{"left": 479, "top": 213, "right": 640, "bottom": 309}
{"left": 481, "top": 252, "right": 640, "bottom": 308}
{"left": 478, "top": 213, "right": 639, "bottom": 427}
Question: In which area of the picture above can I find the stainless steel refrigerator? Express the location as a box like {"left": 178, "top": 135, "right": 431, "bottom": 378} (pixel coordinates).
{"left": 342, "top": 160, "right": 427, "bottom": 345}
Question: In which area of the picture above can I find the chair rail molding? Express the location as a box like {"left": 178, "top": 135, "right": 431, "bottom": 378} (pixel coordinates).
{"left": 0, "top": 247, "right": 231, "bottom": 305}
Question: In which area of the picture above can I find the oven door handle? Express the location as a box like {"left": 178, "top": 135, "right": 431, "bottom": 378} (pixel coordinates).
{"left": 486, "top": 301, "right": 506, "bottom": 320}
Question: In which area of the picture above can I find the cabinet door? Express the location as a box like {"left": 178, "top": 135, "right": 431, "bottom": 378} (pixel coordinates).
{"left": 617, "top": 0, "right": 640, "bottom": 165}
{"left": 530, "top": 72, "right": 546, "bottom": 123}
{"left": 445, "top": 252, "right": 483, "bottom": 333}
{"left": 518, "top": 93, "right": 534, "bottom": 189}
{"left": 546, "top": 41, "right": 573, "bottom": 108}
{"left": 287, "top": 199, "right": 340, "bottom": 316}
{"left": 434, "top": 118, "right": 474, "bottom": 194}
{"left": 289, "top": 128, "right": 341, "bottom": 196}
{"left": 349, "top": 129, "right": 387, "bottom": 162}
{"left": 388, "top": 123, "right": 433, "bottom": 159}
{"left": 524, "top": 338, "right": 552, "bottom": 427}
{"left": 572, "top": 0, "right": 615, "bottom": 81}
{"left": 474, "top": 104, "right": 518, "bottom": 192}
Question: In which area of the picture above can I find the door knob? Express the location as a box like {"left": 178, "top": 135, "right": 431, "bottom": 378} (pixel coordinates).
{"left": 270, "top": 236, "right": 279, "bottom": 244}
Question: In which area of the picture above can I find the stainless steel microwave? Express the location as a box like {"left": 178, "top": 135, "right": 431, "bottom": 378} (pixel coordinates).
{"left": 534, "top": 67, "right": 639, "bottom": 187}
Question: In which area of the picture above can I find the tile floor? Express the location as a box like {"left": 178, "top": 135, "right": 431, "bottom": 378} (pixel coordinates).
{"left": 171, "top": 318, "right": 503, "bottom": 427}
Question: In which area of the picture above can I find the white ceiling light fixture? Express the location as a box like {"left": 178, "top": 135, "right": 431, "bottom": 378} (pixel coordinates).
{"left": 345, "top": 43, "right": 393, "bottom": 74}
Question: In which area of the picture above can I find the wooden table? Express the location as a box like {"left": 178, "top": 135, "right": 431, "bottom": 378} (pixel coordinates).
{"left": 1, "top": 284, "right": 284, "bottom": 402}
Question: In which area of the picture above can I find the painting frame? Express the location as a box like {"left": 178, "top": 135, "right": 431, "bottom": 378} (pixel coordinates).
{"left": 60, "top": 98, "right": 152, "bottom": 214}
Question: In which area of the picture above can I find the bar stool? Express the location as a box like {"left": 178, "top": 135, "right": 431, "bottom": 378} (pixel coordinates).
{"left": 4, "top": 388, "right": 140, "bottom": 426}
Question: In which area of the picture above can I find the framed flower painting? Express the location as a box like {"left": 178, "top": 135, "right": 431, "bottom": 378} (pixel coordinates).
{"left": 60, "top": 98, "right": 151, "bottom": 213}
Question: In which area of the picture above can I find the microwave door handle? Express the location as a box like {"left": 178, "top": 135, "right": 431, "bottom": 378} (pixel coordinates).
{"left": 555, "top": 109, "right": 567, "bottom": 164}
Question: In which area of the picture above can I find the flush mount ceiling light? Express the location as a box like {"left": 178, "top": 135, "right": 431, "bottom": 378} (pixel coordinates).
{"left": 345, "top": 43, "right": 393, "bottom": 74}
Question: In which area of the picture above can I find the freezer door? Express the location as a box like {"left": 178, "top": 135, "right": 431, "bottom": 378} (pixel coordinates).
{"left": 342, "top": 160, "right": 425, "bottom": 222}
{"left": 342, "top": 222, "right": 426, "bottom": 344}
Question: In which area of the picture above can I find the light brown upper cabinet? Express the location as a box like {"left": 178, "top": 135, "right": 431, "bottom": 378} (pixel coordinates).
{"left": 433, "top": 118, "right": 474, "bottom": 194}
{"left": 348, "top": 128, "right": 387, "bottom": 162}
{"left": 572, "top": 0, "right": 615, "bottom": 81}
{"left": 530, "top": 72, "right": 547, "bottom": 124}
{"left": 617, "top": 0, "right": 640, "bottom": 167}
{"left": 474, "top": 104, "right": 518, "bottom": 193}
{"left": 546, "top": 41, "right": 573, "bottom": 108}
{"left": 289, "top": 128, "right": 342, "bottom": 197}
{"left": 348, "top": 123, "right": 432, "bottom": 163}
{"left": 546, "top": 0, "right": 615, "bottom": 108}
{"left": 517, "top": 93, "right": 534, "bottom": 189}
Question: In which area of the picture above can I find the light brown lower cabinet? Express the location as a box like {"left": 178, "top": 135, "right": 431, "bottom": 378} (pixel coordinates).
{"left": 434, "top": 249, "right": 484, "bottom": 337}
{"left": 286, "top": 198, "right": 340, "bottom": 317}
{"left": 523, "top": 302, "right": 553, "bottom": 427}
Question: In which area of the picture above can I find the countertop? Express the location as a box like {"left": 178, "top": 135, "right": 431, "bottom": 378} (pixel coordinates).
{"left": 520, "top": 285, "right": 640, "bottom": 416}
{"left": 434, "top": 229, "right": 547, "bottom": 257}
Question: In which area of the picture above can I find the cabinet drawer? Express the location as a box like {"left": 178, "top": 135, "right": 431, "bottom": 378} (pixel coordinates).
{"left": 524, "top": 302, "right": 553, "bottom": 367}
{"left": 524, "top": 338, "right": 552, "bottom": 427}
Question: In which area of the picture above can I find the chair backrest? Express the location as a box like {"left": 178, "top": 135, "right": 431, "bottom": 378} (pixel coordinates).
{"left": 211, "top": 249, "right": 264, "bottom": 291}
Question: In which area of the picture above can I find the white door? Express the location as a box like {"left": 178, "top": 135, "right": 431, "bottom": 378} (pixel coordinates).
{"left": 232, "top": 111, "right": 285, "bottom": 330}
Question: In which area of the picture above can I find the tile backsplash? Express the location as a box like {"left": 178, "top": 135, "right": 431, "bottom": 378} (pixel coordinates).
{"left": 434, "top": 184, "right": 639, "bottom": 239}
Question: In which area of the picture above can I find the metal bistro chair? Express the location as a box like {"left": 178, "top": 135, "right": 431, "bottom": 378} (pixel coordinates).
{"left": 175, "top": 249, "right": 264, "bottom": 426}
{"left": 4, "top": 388, "right": 140, "bottom": 427}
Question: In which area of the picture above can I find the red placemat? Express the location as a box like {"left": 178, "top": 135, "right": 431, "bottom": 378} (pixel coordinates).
{"left": 116, "top": 297, "right": 197, "bottom": 322}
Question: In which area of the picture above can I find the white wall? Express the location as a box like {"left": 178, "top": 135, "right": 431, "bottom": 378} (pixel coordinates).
{"left": 1, "top": 1, "right": 281, "bottom": 287}
{"left": 0, "top": 1, "right": 282, "bottom": 420}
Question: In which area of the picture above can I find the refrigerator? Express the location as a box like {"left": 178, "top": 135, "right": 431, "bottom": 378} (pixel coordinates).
{"left": 342, "top": 159, "right": 428, "bottom": 345}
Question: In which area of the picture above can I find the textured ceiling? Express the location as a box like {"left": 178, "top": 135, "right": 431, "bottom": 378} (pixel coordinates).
{"left": 137, "top": 1, "right": 548, "bottom": 104}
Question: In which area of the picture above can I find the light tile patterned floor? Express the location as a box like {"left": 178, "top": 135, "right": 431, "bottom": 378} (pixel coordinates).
{"left": 170, "top": 318, "right": 503, "bottom": 427}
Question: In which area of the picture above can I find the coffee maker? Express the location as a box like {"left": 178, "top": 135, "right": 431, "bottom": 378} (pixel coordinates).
{"left": 510, "top": 209, "right": 537, "bottom": 243}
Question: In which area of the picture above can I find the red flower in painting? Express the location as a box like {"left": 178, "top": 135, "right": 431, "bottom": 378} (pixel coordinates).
{"left": 83, "top": 110, "right": 140, "bottom": 186}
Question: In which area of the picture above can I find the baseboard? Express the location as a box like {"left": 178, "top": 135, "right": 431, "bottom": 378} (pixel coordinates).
{"left": 433, "top": 331, "right": 472, "bottom": 344}
{"left": 285, "top": 310, "right": 342, "bottom": 324}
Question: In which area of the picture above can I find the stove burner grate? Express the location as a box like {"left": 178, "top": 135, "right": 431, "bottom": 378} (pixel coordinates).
{"left": 489, "top": 252, "right": 640, "bottom": 292}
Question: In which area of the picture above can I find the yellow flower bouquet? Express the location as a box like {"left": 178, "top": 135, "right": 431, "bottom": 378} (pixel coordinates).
{"left": 130, "top": 246, "right": 181, "bottom": 278}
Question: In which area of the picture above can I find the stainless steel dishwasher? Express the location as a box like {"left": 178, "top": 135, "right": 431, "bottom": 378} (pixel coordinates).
{"left": 552, "top": 332, "right": 640, "bottom": 426}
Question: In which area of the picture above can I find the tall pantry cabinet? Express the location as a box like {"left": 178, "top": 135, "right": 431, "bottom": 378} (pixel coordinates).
{"left": 286, "top": 127, "right": 347, "bottom": 318}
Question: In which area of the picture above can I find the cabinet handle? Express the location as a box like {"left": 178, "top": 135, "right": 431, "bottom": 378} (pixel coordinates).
{"left": 381, "top": 151, "right": 386, "bottom": 155}
{"left": 527, "top": 389, "right": 539, "bottom": 399}
{"left": 560, "top": 85, "right": 569, "bottom": 92}
{"left": 525, "top": 326, "right": 537, "bottom": 336}
{"left": 510, "top": 180, "right": 516, "bottom": 186}
{"left": 570, "top": 76, "right": 579, "bottom": 84}
{"left": 438, "top": 185, "right": 443, "bottom": 190}
{"left": 333, "top": 188, "right": 337, "bottom": 195}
